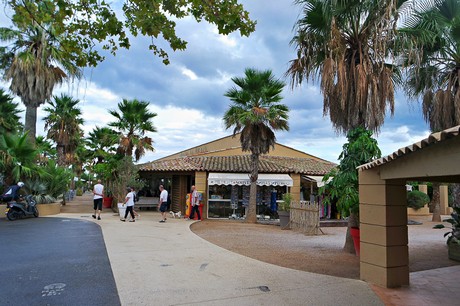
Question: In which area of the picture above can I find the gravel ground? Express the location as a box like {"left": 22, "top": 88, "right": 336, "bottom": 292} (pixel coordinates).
{"left": 191, "top": 215, "right": 459, "bottom": 279}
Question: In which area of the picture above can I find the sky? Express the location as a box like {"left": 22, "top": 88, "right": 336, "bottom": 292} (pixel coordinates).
{"left": 1, "top": 0, "right": 431, "bottom": 164}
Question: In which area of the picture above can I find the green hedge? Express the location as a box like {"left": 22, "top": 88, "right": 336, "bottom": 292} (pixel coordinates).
{"left": 407, "top": 190, "right": 430, "bottom": 210}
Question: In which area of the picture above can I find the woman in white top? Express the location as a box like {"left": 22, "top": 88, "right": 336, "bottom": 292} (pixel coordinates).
{"left": 121, "top": 187, "right": 136, "bottom": 222}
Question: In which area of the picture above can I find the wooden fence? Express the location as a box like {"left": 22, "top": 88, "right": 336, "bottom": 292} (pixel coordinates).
{"left": 289, "top": 200, "right": 320, "bottom": 235}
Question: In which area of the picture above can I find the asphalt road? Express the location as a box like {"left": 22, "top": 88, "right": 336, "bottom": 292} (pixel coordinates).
{"left": 0, "top": 217, "right": 120, "bottom": 306}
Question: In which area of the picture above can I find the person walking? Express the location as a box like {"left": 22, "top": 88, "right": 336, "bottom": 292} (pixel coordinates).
{"left": 121, "top": 187, "right": 136, "bottom": 222}
{"left": 188, "top": 185, "right": 201, "bottom": 221}
{"left": 159, "top": 184, "right": 168, "bottom": 223}
{"left": 92, "top": 179, "right": 104, "bottom": 220}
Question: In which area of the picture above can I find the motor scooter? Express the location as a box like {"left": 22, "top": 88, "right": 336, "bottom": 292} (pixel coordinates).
{"left": 4, "top": 195, "right": 39, "bottom": 221}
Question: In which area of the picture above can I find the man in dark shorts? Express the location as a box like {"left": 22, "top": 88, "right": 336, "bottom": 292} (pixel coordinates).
{"left": 159, "top": 185, "right": 168, "bottom": 223}
{"left": 93, "top": 179, "right": 104, "bottom": 220}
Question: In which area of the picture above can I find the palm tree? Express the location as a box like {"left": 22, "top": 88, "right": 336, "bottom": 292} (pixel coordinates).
{"left": 401, "top": 0, "right": 460, "bottom": 132}
{"left": 287, "top": 0, "right": 412, "bottom": 252}
{"left": 87, "top": 126, "right": 119, "bottom": 165}
{"left": 0, "top": 132, "right": 37, "bottom": 185}
{"left": 223, "top": 68, "right": 289, "bottom": 223}
{"left": 286, "top": 0, "right": 407, "bottom": 134}
{"left": 399, "top": 0, "right": 460, "bottom": 220}
{"left": 43, "top": 94, "right": 84, "bottom": 166}
{"left": 0, "top": 13, "right": 81, "bottom": 143}
{"left": 108, "top": 99, "right": 157, "bottom": 162}
{"left": 35, "top": 135, "right": 56, "bottom": 166}
{"left": 0, "top": 89, "right": 22, "bottom": 134}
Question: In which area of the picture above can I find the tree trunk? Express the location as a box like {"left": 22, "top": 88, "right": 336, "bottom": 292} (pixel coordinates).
{"left": 246, "top": 181, "right": 257, "bottom": 223}
{"left": 56, "top": 145, "right": 66, "bottom": 166}
{"left": 431, "top": 182, "right": 441, "bottom": 222}
{"left": 246, "top": 153, "right": 259, "bottom": 223}
{"left": 452, "top": 184, "right": 460, "bottom": 208}
{"left": 25, "top": 106, "right": 37, "bottom": 144}
{"left": 344, "top": 212, "right": 359, "bottom": 254}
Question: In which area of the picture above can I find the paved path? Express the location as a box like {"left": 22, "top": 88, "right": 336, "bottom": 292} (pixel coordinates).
{"left": 0, "top": 217, "right": 120, "bottom": 306}
{"left": 4, "top": 193, "right": 459, "bottom": 305}
{"left": 54, "top": 193, "right": 383, "bottom": 305}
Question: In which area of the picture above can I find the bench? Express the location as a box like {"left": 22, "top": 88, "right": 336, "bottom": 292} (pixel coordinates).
{"left": 135, "top": 197, "right": 159, "bottom": 210}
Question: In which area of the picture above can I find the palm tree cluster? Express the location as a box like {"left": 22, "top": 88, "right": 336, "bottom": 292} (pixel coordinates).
{"left": 0, "top": 90, "right": 157, "bottom": 203}
{"left": 0, "top": 13, "right": 81, "bottom": 143}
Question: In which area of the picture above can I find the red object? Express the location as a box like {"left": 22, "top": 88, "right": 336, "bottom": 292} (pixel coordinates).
{"left": 192, "top": 204, "right": 203, "bottom": 220}
{"left": 350, "top": 227, "right": 360, "bottom": 256}
{"left": 103, "top": 197, "right": 113, "bottom": 208}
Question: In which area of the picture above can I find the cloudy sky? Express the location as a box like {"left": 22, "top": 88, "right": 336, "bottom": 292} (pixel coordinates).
{"left": 1, "top": 0, "right": 431, "bottom": 164}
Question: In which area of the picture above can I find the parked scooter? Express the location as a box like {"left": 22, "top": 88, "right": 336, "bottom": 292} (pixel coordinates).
{"left": 4, "top": 195, "right": 39, "bottom": 221}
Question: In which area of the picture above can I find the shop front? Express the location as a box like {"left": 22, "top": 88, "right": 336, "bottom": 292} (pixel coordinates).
{"left": 207, "top": 173, "right": 293, "bottom": 219}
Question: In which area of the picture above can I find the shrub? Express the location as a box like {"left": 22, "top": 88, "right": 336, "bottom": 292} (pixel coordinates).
{"left": 407, "top": 190, "right": 430, "bottom": 210}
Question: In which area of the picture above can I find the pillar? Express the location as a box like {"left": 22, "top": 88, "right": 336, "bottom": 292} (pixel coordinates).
{"left": 290, "top": 173, "right": 301, "bottom": 203}
{"left": 418, "top": 184, "right": 427, "bottom": 194}
{"left": 439, "top": 185, "right": 450, "bottom": 215}
{"left": 195, "top": 171, "right": 208, "bottom": 219}
{"left": 359, "top": 168, "right": 409, "bottom": 288}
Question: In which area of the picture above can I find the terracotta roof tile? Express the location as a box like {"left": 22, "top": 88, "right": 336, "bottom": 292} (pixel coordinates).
{"left": 139, "top": 155, "right": 337, "bottom": 175}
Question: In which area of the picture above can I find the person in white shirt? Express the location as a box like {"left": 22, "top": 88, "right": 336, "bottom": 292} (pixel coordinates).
{"left": 159, "top": 185, "right": 168, "bottom": 223}
{"left": 92, "top": 180, "right": 104, "bottom": 220}
{"left": 188, "top": 185, "right": 201, "bottom": 221}
{"left": 121, "top": 187, "right": 136, "bottom": 222}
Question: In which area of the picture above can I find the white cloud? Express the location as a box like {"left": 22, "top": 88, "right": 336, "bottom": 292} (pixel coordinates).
{"left": 180, "top": 67, "right": 198, "bottom": 80}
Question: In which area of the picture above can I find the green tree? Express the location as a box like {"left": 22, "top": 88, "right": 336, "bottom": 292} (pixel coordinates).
{"left": 108, "top": 99, "right": 157, "bottom": 162}
{"left": 286, "top": 0, "right": 406, "bottom": 134}
{"left": 87, "top": 126, "right": 119, "bottom": 165}
{"left": 320, "top": 127, "right": 381, "bottom": 253}
{"left": 0, "top": 132, "right": 37, "bottom": 185}
{"left": 35, "top": 135, "right": 56, "bottom": 165}
{"left": 1, "top": 0, "right": 255, "bottom": 66}
{"left": 223, "top": 68, "right": 289, "bottom": 223}
{"left": 0, "top": 89, "right": 22, "bottom": 134}
{"left": 401, "top": 0, "right": 460, "bottom": 132}
{"left": 0, "top": 6, "right": 81, "bottom": 143}
{"left": 43, "top": 94, "right": 84, "bottom": 166}
{"left": 399, "top": 0, "right": 460, "bottom": 218}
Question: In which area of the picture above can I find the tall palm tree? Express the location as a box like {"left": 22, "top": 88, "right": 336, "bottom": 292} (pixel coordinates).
{"left": 0, "top": 89, "right": 22, "bottom": 134}
{"left": 87, "top": 126, "right": 119, "bottom": 165}
{"left": 223, "top": 68, "right": 289, "bottom": 223}
{"left": 0, "top": 10, "right": 81, "bottom": 143}
{"left": 108, "top": 99, "right": 157, "bottom": 162}
{"left": 399, "top": 0, "right": 460, "bottom": 219}
{"left": 43, "top": 94, "right": 84, "bottom": 166}
{"left": 286, "top": 0, "right": 408, "bottom": 135}
{"left": 401, "top": 0, "right": 460, "bottom": 132}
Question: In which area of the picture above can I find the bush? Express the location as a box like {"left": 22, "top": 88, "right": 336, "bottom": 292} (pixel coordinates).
{"left": 407, "top": 190, "right": 430, "bottom": 210}
{"left": 76, "top": 188, "right": 83, "bottom": 196}
{"left": 279, "top": 193, "right": 292, "bottom": 211}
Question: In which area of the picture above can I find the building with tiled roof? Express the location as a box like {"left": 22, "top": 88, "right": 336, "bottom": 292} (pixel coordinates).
{"left": 137, "top": 134, "right": 337, "bottom": 219}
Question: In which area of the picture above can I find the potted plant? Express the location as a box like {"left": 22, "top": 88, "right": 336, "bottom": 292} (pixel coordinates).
{"left": 278, "top": 193, "right": 291, "bottom": 229}
{"left": 434, "top": 207, "right": 460, "bottom": 261}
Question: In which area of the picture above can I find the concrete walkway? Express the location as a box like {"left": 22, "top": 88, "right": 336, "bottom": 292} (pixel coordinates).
{"left": 54, "top": 193, "right": 460, "bottom": 306}
{"left": 56, "top": 194, "right": 383, "bottom": 305}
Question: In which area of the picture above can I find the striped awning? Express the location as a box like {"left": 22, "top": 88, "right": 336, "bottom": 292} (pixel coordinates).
{"left": 208, "top": 173, "right": 293, "bottom": 186}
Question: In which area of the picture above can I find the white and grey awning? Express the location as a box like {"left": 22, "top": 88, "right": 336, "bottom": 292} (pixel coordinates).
{"left": 302, "top": 175, "right": 331, "bottom": 187}
{"left": 208, "top": 173, "right": 293, "bottom": 186}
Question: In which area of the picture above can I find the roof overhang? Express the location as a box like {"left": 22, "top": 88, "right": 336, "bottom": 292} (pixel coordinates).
{"left": 208, "top": 173, "right": 293, "bottom": 186}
